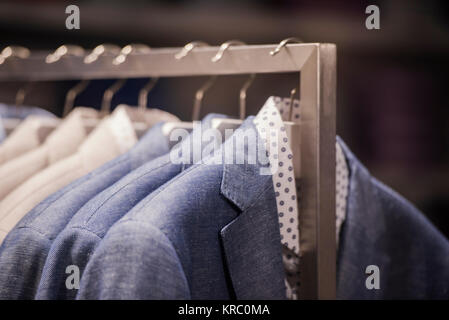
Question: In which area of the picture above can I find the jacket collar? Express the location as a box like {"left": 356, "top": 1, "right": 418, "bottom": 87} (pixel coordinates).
{"left": 335, "top": 137, "right": 390, "bottom": 297}
{"left": 129, "top": 113, "right": 228, "bottom": 170}
{"left": 128, "top": 122, "right": 170, "bottom": 168}
{"left": 219, "top": 117, "right": 272, "bottom": 211}
{"left": 218, "top": 117, "right": 287, "bottom": 299}
{"left": 336, "top": 136, "right": 385, "bottom": 241}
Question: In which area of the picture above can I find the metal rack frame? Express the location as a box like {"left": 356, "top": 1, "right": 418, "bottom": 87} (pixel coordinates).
{"left": 0, "top": 42, "right": 336, "bottom": 299}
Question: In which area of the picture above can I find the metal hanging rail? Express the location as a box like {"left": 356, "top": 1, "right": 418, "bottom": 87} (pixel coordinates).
{"left": 0, "top": 42, "right": 336, "bottom": 299}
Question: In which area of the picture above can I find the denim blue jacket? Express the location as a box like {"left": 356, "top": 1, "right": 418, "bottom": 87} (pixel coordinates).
{"left": 36, "top": 114, "right": 227, "bottom": 300}
{"left": 337, "top": 138, "right": 449, "bottom": 299}
{"left": 76, "top": 117, "right": 287, "bottom": 300}
{"left": 0, "top": 122, "right": 170, "bottom": 299}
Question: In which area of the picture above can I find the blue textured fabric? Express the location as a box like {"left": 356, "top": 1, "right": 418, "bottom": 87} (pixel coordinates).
{"left": 36, "top": 114, "right": 227, "bottom": 300}
{"left": 0, "top": 122, "right": 170, "bottom": 299}
{"left": 0, "top": 121, "right": 5, "bottom": 143}
{"left": 76, "top": 130, "right": 449, "bottom": 300}
{"left": 0, "top": 103, "right": 55, "bottom": 143}
{"left": 76, "top": 117, "right": 288, "bottom": 300}
{"left": 0, "top": 103, "right": 55, "bottom": 119}
{"left": 337, "top": 137, "right": 449, "bottom": 299}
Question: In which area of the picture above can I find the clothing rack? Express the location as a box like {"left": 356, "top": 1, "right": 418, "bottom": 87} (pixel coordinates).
{"left": 0, "top": 42, "right": 336, "bottom": 299}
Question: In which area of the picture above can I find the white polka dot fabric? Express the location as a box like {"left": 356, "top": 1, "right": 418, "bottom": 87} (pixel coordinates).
{"left": 253, "top": 96, "right": 350, "bottom": 300}
{"left": 336, "top": 142, "right": 349, "bottom": 245}
{"left": 254, "top": 98, "right": 300, "bottom": 255}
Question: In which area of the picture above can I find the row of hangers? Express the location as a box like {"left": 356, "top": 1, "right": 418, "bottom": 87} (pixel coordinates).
{"left": 1, "top": 38, "right": 303, "bottom": 177}
{"left": 0, "top": 38, "right": 302, "bottom": 118}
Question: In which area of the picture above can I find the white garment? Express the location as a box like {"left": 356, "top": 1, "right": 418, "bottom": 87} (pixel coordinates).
{"left": 0, "top": 105, "right": 179, "bottom": 244}
{"left": 0, "top": 116, "right": 60, "bottom": 166}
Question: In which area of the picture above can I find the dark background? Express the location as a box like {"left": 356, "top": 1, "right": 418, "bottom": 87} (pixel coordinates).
{"left": 1, "top": 0, "right": 448, "bottom": 238}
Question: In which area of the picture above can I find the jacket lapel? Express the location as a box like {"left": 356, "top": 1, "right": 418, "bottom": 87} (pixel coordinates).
{"left": 220, "top": 195, "right": 287, "bottom": 299}
{"left": 218, "top": 117, "right": 287, "bottom": 299}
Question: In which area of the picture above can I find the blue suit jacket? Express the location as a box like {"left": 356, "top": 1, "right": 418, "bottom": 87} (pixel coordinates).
{"left": 337, "top": 137, "right": 449, "bottom": 299}
{"left": 36, "top": 114, "right": 227, "bottom": 299}
{"left": 76, "top": 117, "right": 287, "bottom": 299}
{"left": 0, "top": 122, "right": 170, "bottom": 299}
{"left": 77, "top": 129, "right": 449, "bottom": 299}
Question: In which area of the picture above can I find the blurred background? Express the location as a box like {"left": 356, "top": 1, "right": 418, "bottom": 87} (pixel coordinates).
{"left": 0, "top": 0, "right": 448, "bottom": 237}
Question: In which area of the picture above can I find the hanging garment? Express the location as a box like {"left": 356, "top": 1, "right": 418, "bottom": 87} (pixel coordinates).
{"left": 0, "top": 107, "right": 99, "bottom": 200}
{"left": 0, "top": 116, "right": 60, "bottom": 166}
{"left": 336, "top": 138, "right": 449, "bottom": 299}
{"left": 0, "top": 118, "right": 176, "bottom": 300}
{"left": 0, "top": 103, "right": 56, "bottom": 143}
{"left": 0, "top": 106, "right": 178, "bottom": 243}
{"left": 36, "top": 113, "right": 227, "bottom": 300}
{"left": 76, "top": 114, "right": 287, "bottom": 299}
{"left": 0, "top": 120, "right": 5, "bottom": 142}
{"left": 252, "top": 97, "right": 349, "bottom": 299}
{"left": 0, "top": 103, "right": 55, "bottom": 120}
{"left": 75, "top": 97, "right": 348, "bottom": 300}
{"left": 252, "top": 98, "right": 302, "bottom": 298}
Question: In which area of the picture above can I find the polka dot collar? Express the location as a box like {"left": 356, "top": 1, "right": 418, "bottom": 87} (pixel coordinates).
{"left": 253, "top": 97, "right": 300, "bottom": 255}
{"left": 253, "top": 96, "right": 350, "bottom": 299}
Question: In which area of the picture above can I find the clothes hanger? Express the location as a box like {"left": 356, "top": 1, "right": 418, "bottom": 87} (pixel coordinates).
{"left": 163, "top": 40, "right": 247, "bottom": 139}
{"left": 110, "top": 44, "right": 168, "bottom": 138}
{"left": 0, "top": 46, "right": 30, "bottom": 65}
{"left": 46, "top": 45, "right": 100, "bottom": 133}
{"left": 209, "top": 40, "right": 250, "bottom": 134}
{"left": 211, "top": 73, "right": 255, "bottom": 136}
{"left": 0, "top": 46, "right": 31, "bottom": 134}
{"left": 95, "top": 44, "right": 151, "bottom": 114}
{"left": 63, "top": 80, "right": 90, "bottom": 117}
{"left": 83, "top": 44, "right": 121, "bottom": 65}
{"left": 112, "top": 43, "right": 151, "bottom": 66}
{"left": 1, "top": 46, "right": 61, "bottom": 136}
{"left": 132, "top": 77, "right": 161, "bottom": 136}
{"left": 65, "top": 44, "right": 146, "bottom": 137}
{"left": 138, "top": 77, "right": 159, "bottom": 111}
{"left": 212, "top": 38, "right": 303, "bottom": 178}
{"left": 162, "top": 75, "right": 217, "bottom": 137}
{"left": 100, "top": 78, "right": 126, "bottom": 115}
{"left": 198, "top": 40, "right": 246, "bottom": 126}
{"left": 162, "top": 41, "right": 211, "bottom": 138}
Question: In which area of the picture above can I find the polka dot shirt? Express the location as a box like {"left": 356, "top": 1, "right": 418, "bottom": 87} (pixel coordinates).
{"left": 253, "top": 96, "right": 349, "bottom": 299}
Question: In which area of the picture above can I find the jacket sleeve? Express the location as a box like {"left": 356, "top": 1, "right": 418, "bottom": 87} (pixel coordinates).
{"left": 76, "top": 220, "right": 190, "bottom": 300}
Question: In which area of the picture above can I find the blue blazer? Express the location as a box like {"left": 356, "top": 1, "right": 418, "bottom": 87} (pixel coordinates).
{"left": 35, "top": 114, "right": 228, "bottom": 300}
{"left": 337, "top": 137, "right": 449, "bottom": 299}
{"left": 77, "top": 128, "right": 449, "bottom": 299}
{"left": 0, "top": 122, "right": 170, "bottom": 299}
{"left": 77, "top": 118, "right": 287, "bottom": 299}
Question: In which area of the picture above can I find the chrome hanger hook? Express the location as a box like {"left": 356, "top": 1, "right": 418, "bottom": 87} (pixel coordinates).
{"left": 84, "top": 44, "right": 121, "bottom": 64}
{"left": 65, "top": 44, "right": 123, "bottom": 116}
{"left": 289, "top": 87, "right": 298, "bottom": 121}
{"left": 0, "top": 46, "right": 30, "bottom": 65}
{"left": 175, "top": 41, "right": 209, "bottom": 60}
{"left": 15, "top": 82, "right": 33, "bottom": 107}
{"left": 239, "top": 74, "right": 256, "bottom": 120}
{"left": 193, "top": 76, "right": 218, "bottom": 121}
{"left": 101, "top": 79, "right": 126, "bottom": 114}
{"left": 113, "top": 43, "right": 151, "bottom": 65}
{"left": 211, "top": 40, "right": 246, "bottom": 63}
{"left": 45, "top": 45, "right": 84, "bottom": 64}
{"left": 269, "top": 37, "right": 303, "bottom": 56}
{"left": 138, "top": 77, "right": 159, "bottom": 110}
{"left": 63, "top": 80, "right": 90, "bottom": 117}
